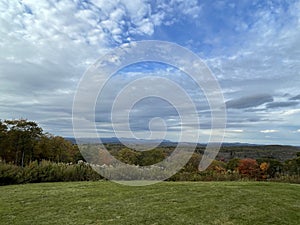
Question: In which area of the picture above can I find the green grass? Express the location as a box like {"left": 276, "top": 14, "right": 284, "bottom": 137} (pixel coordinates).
{"left": 0, "top": 181, "right": 299, "bottom": 225}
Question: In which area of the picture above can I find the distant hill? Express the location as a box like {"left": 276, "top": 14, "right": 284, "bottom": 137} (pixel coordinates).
{"left": 65, "top": 137, "right": 259, "bottom": 146}
{"left": 216, "top": 145, "right": 300, "bottom": 162}
{"left": 220, "top": 142, "right": 259, "bottom": 147}
{"left": 64, "top": 137, "right": 300, "bottom": 162}
{"left": 64, "top": 137, "right": 173, "bottom": 145}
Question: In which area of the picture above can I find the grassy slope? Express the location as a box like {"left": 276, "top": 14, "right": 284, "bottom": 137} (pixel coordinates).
{"left": 0, "top": 181, "right": 299, "bottom": 225}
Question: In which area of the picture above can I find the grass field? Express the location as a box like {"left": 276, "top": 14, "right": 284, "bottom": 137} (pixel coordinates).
{"left": 0, "top": 181, "right": 299, "bottom": 225}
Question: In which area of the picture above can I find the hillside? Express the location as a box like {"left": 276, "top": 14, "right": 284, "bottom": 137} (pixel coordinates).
{"left": 216, "top": 145, "right": 300, "bottom": 162}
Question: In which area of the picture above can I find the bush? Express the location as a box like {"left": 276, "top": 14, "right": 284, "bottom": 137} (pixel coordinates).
{"left": 207, "top": 160, "right": 227, "bottom": 173}
{"left": 0, "top": 161, "right": 103, "bottom": 186}
{"left": 0, "top": 163, "right": 23, "bottom": 185}
{"left": 269, "top": 174, "right": 300, "bottom": 184}
{"left": 168, "top": 170, "right": 242, "bottom": 182}
{"left": 226, "top": 158, "right": 240, "bottom": 171}
{"left": 257, "top": 158, "right": 283, "bottom": 178}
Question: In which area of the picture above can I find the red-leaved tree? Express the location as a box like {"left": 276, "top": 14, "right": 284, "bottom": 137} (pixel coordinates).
{"left": 238, "top": 158, "right": 260, "bottom": 179}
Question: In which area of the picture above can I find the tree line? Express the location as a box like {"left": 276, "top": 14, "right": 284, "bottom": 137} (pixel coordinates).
{"left": 0, "top": 119, "right": 82, "bottom": 166}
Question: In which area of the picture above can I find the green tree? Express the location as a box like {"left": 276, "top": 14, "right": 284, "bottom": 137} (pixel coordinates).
{"left": 117, "top": 148, "right": 140, "bottom": 165}
{"left": 257, "top": 158, "right": 283, "bottom": 178}
{"left": 33, "top": 133, "right": 53, "bottom": 161}
{"left": 0, "top": 120, "right": 8, "bottom": 161}
{"left": 0, "top": 119, "right": 82, "bottom": 165}
{"left": 139, "top": 148, "right": 166, "bottom": 166}
{"left": 47, "top": 136, "right": 77, "bottom": 163}
{"left": 226, "top": 158, "right": 240, "bottom": 171}
{"left": 5, "top": 119, "right": 43, "bottom": 166}
{"left": 182, "top": 153, "right": 202, "bottom": 172}
{"left": 284, "top": 156, "right": 300, "bottom": 175}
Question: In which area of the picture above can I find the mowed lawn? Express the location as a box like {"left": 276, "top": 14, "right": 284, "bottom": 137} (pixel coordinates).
{"left": 0, "top": 181, "right": 299, "bottom": 225}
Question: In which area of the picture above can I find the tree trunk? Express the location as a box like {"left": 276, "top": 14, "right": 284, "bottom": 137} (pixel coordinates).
{"left": 21, "top": 150, "right": 25, "bottom": 167}
{"left": 15, "top": 150, "right": 18, "bottom": 165}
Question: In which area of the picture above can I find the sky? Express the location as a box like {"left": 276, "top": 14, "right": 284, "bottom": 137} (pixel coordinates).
{"left": 1, "top": 0, "right": 300, "bottom": 145}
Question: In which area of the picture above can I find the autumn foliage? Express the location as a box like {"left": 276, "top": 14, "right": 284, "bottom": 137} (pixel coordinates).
{"left": 238, "top": 158, "right": 260, "bottom": 178}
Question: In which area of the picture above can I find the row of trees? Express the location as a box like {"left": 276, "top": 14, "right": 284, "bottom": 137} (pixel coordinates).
{"left": 0, "top": 119, "right": 82, "bottom": 166}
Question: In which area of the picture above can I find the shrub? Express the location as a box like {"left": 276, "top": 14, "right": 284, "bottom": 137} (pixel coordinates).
{"left": 0, "top": 161, "right": 103, "bottom": 186}
{"left": 0, "top": 162, "right": 23, "bottom": 185}
{"left": 207, "top": 160, "right": 226, "bottom": 173}
{"left": 270, "top": 174, "right": 300, "bottom": 184}
{"left": 257, "top": 158, "right": 283, "bottom": 178}
{"left": 226, "top": 158, "right": 240, "bottom": 171}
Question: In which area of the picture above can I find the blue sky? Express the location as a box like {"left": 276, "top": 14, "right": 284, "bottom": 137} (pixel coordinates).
{"left": 1, "top": 0, "right": 300, "bottom": 145}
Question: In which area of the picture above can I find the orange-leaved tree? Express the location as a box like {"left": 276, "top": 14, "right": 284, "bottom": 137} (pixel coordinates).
{"left": 238, "top": 158, "right": 260, "bottom": 179}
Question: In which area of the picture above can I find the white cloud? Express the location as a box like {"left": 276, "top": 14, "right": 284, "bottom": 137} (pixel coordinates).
{"left": 227, "top": 130, "right": 244, "bottom": 133}
{"left": 207, "top": 1, "right": 300, "bottom": 82}
{"left": 260, "top": 130, "right": 279, "bottom": 133}
{"left": 155, "top": 0, "right": 201, "bottom": 24}
{"left": 282, "top": 109, "right": 300, "bottom": 116}
{"left": 0, "top": 0, "right": 172, "bottom": 98}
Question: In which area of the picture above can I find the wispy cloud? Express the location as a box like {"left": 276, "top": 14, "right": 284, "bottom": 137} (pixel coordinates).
{"left": 290, "top": 94, "right": 300, "bottom": 100}
{"left": 282, "top": 109, "right": 300, "bottom": 116}
{"left": 260, "top": 130, "right": 279, "bottom": 134}
{"left": 227, "top": 129, "right": 244, "bottom": 133}
{"left": 266, "top": 102, "right": 299, "bottom": 109}
{"left": 226, "top": 94, "right": 273, "bottom": 109}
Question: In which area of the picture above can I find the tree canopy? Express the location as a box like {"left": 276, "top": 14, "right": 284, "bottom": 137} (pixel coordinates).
{"left": 0, "top": 119, "right": 81, "bottom": 166}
